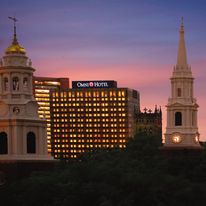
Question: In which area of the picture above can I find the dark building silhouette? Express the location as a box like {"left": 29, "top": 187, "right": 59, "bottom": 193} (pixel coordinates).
{"left": 136, "top": 105, "right": 162, "bottom": 136}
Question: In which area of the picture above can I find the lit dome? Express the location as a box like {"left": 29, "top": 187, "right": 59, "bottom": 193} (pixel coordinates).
{"left": 5, "top": 42, "right": 26, "bottom": 55}
{"left": 5, "top": 18, "right": 26, "bottom": 55}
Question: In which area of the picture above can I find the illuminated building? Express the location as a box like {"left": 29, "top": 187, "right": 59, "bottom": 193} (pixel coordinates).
{"left": 136, "top": 106, "right": 162, "bottom": 136}
{"left": 50, "top": 80, "right": 139, "bottom": 159}
{"left": 33, "top": 76, "right": 69, "bottom": 153}
{"left": 164, "top": 20, "right": 201, "bottom": 149}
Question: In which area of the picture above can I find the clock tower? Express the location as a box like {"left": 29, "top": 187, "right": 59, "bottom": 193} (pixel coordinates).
{"left": 0, "top": 18, "right": 52, "bottom": 160}
{"left": 164, "top": 20, "right": 201, "bottom": 149}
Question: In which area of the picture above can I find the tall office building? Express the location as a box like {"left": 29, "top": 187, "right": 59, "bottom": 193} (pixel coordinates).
{"left": 50, "top": 80, "right": 139, "bottom": 159}
{"left": 33, "top": 77, "right": 69, "bottom": 153}
{"left": 164, "top": 21, "right": 201, "bottom": 149}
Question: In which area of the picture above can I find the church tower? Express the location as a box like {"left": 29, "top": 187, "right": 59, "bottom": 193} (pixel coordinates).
{"left": 164, "top": 20, "right": 201, "bottom": 149}
{"left": 0, "top": 17, "right": 52, "bottom": 160}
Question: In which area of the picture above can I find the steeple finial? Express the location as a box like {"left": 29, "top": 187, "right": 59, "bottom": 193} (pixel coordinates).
{"left": 177, "top": 17, "right": 188, "bottom": 68}
{"left": 8, "top": 16, "right": 18, "bottom": 45}
{"left": 181, "top": 17, "right": 184, "bottom": 27}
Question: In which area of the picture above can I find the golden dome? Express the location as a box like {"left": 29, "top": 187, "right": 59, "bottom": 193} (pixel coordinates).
{"left": 5, "top": 17, "right": 26, "bottom": 55}
{"left": 5, "top": 42, "right": 26, "bottom": 55}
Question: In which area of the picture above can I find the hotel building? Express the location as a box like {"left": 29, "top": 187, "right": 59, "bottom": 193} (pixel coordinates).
{"left": 33, "top": 76, "right": 69, "bottom": 153}
{"left": 50, "top": 80, "right": 139, "bottom": 159}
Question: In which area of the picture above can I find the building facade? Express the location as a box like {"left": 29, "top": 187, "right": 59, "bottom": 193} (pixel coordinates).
{"left": 164, "top": 21, "right": 201, "bottom": 149}
{"left": 136, "top": 106, "right": 162, "bottom": 136}
{"left": 33, "top": 76, "right": 69, "bottom": 153}
{"left": 0, "top": 18, "right": 51, "bottom": 161}
{"left": 50, "top": 80, "right": 139, "bottom": 159}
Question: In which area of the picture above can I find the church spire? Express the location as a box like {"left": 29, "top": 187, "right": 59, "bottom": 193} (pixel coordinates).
{"left": 8, "top": 16, "right": 18, "bottom": 45}
{"left": 5, "top": 17, "right": 26, "bottom": 55}
{"left": 164, "top": 19, "right": 201, "bottom": 150}
{"left": 177, "top": 17, "right": 188, "bottom": 68}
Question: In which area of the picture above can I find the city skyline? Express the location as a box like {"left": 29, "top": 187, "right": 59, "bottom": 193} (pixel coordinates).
{"left": 0, "top": 0, "right": 206, "bottom": 139}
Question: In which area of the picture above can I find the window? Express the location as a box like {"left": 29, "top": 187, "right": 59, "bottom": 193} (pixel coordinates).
{"left": 4, "top": 77, "right": 8, "bottom": 91}
{"left": 0, "top": 132, "right": 8, "bottom": 154}
{"left": 175, "top": 112, "right": 182, "bottom": 126}
{"left": 177, "top": 88, "right": 181, "bottom": 97}
{"left": 13, "top": 77, "right": 19, "bottom": 91}
{"left": 27, "top": 132, "right": 36, "bottom": 153}
{"left": 23, "top": 77, "right": 28, "bottom": 88}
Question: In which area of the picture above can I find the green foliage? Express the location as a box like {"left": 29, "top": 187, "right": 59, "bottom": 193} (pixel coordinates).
{"left": 1, "top": 133, "right": 206, "bottom": 206}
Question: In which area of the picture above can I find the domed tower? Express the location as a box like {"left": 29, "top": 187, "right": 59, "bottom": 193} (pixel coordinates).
{"left": 164, "top": 20, "right": 201, "bottom": 149}
{"left": 0, "top": 17, "right": 52, "bottom": 160}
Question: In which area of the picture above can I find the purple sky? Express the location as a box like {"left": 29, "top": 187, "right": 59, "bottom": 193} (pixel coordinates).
{"left": 1, "top": 0, "right": 206, "bottom": 139}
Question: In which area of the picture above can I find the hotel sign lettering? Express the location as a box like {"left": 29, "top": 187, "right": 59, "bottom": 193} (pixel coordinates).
{"left": 72, "top": 81, "right": 117, "bottom": 89}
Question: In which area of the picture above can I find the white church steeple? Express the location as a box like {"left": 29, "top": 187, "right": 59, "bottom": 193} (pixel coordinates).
{"left": 177, "top": 18, "right": 188, "bottom": 68}
{"left": 164, "top": 20, "right": 201, "bottom": 149}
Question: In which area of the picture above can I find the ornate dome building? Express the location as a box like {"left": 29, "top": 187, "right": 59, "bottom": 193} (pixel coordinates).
{"left": 0, "top": 17, "right": 52, "bottom": 161}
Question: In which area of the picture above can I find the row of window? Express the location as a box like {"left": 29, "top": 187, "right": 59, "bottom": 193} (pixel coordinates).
{"left": 53, "top": 134, "right": 127, "bottom": 138}
{"left": 52, "top": 90, "right": 126, "bottom": 98}
{"left": 52, "top": 107, "right": 126, "bottom": 112}
{"left": 0, "top": 132, "right": 36, "bottom": 154}
{"left": 34, "top": 80, "right": 61, "bottom": 86}
{"left": 53, "top": 118, "right": 126, "bottom": 123}
{"left": 51, "top": 102, "right": 126, "bottom": 107}
{"left": 53, "top": 138, "right": 126, "bottom": 142}
{"left": 52, "top": 112, "right": 127, "bottom": 117}
{"left": 53, "top": 141, "right": 126, "bottom": 148}
{"left": 53, "top": 145, "right": 126, "bottom": 153}
{"left": 53, "top": 129, "right": 127, "bottom": 133}
{"left": 52, "top": 98, "right": 126, "bottom": 102}
{"left": 52, "top": 110, "right": 126, "bottom": 115}
{"left": 53, "top": 123, "right": 126, "bottom": 127}
{"left": 3, "top": 76, "right": 29, "bottom": 91}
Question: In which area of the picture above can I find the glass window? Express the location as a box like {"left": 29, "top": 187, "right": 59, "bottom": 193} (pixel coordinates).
{"left": 0, "top": 132, "right": 8, "bottom": 154}
{"left": 175, "top": 112, "right": 182, "bottom": 126}
{"left": 27, "top": 132, "right": 36, "bottom": 153}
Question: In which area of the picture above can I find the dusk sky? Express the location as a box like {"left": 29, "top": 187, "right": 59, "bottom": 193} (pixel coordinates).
{"left": 1, "top": 0, "right": 206, "bottom": 140}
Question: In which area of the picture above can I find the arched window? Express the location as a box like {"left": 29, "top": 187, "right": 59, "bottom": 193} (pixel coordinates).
{"left": 27, "top": 132, "right": 36, "bottom": 154}
{"left": 23, "top": 77, "right": 28, "bottom": 88}
{"left": 13, "top": 77, "right": 19, "bottom": 91}
{"left": 0, "top": 132, "right": 8, "bottom": 154}
{"left": 4, "top": 77, "right": 8, "bottom": 91}
{"left": 175, "top": 112, "right": 182, "bottom": 126}
{"left": 177, "top": 88, "right": 181, "bottom": 97}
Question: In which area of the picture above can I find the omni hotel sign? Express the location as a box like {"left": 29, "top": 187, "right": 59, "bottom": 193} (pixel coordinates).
{"left": 72, "top": 80, "right": 117, "bottom": 89}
